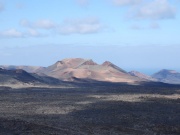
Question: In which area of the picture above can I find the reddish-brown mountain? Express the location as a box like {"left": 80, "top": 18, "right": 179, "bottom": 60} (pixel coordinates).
{"left": 35, "top": 58, "right": 143, "bottom": 83}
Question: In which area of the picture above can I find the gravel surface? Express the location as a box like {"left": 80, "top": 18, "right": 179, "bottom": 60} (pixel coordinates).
{"left": 0, "top": 84, "right": 180, "bottom": 135}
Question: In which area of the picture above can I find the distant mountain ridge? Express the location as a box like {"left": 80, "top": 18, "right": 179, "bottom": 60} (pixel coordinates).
{"left": 0, "top": 58, "right": 180, "bottom": 84}
{"left": 0, "top": 65, "right": 43, "bottom": 73}
{"left": 0, "top": 68, "right": 40, "bottom": 87}
{"left": 152, "top": 69, "right": 180, "bottom": 84}
{"left": 129, "top": 71, "right": 157, "bottom": 81}
{"left": 0, "top": 68, "right": 65, "bottom": 87}
{"left": 37, "top": 58, "right": 143, "bottom": 83}
{"left": 0, "top": 58, "right": 144, "bottom": 83}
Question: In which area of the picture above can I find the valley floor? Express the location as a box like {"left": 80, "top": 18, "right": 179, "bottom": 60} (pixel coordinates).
{"left": 0, "top": 83, "right": 180, "bottom": 135}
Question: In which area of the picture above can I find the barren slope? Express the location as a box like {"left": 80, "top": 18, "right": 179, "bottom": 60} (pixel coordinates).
{"left": 129, "top": 71, "right": 157, "bottom": 81}
{"left": 38, "top": 58, "right": 144, "bottom": 83}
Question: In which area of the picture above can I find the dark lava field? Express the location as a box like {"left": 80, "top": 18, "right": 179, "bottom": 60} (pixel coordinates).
{"left": 0, "top": 83, "right": 180, "bottom": 135}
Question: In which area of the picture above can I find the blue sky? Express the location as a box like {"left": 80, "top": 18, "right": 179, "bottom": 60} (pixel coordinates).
{"left": 0, "top": 0, "right": 180, "bottom": 74}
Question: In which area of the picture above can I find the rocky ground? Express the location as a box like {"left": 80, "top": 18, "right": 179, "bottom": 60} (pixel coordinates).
{"left": 0, "top": 84, "right": 180, "bottom": 135}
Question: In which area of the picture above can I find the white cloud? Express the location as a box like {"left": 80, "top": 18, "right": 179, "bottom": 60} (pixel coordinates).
{"left": 128, "top": 0, "right": 176, "bottom": 20}
{"left": 20, "top": 19, "right": 56, "bottom": 29}
{"left": 59, "top": 18, "right": 103, "bottom": 35}
{"left": 0, "top": 28, "right": 44, "bottom": 38}
{"left": 0, "top": 29, "right": 23, "bottom": 38}
{"left": 112, "top": 0, "right": 142, "bottom": 6}
{"left": 20, "top": 18, "right": 104, "bottom": 35}
{"left": 76, "top": 0, "right": 89, "bottom": 6}
{"left": 26, "top": 29, "right": 43, "bottom": 37}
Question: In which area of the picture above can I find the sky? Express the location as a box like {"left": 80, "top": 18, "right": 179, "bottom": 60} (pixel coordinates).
{"left": 0, "top": 0, "right": 180, "bottom": 75}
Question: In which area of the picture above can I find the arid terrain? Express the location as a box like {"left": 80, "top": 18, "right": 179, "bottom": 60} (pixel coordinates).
{"left": 0, "top": 58, "right": 180, "bottom": 134}
{"left": 1, "top": 0, "right": 180, "bottom": 134}
{"left": 0, "top": 82, "right": 179, "bottom": 135}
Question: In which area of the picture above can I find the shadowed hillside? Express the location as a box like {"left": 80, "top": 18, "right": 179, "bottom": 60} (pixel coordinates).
{"left": 0, "top": 68, "right": 69, "bottom": 87}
